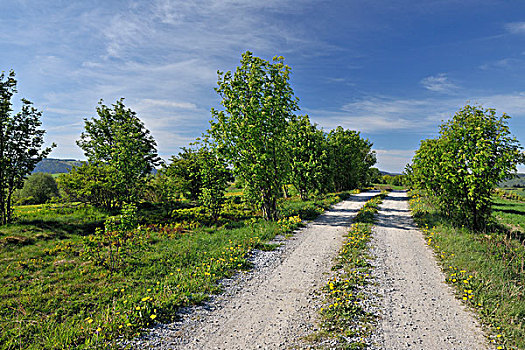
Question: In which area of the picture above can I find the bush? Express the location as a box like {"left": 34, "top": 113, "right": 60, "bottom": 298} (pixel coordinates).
{"left": 410, "top": 105, "right": 524, "bottom": 230}
{"left": 17, "top": 172, "right": 59, "bottom": 204}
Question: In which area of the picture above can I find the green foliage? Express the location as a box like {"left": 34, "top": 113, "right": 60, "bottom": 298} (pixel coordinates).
{"left": 328, "top": 126, "right": 376, "bottom": 191}
{"left": 17, "top": 172, "right": 59, "bottom": 205}
{"left": 198, "top": 148, "right": 230, "bottom": 221}
{"left": 410, "top": 105, "right": 524, "bottom": 230}
{"left": 380, "top": 174, "right": 405, "bottom": 186}
{"left": 82, "top": 203, "right": 148, "bottom": 274}
{"left": 314, "top": 193, "right": 385, "bottom": 348}
{"left": 0, "top": 70, "right": 55, "bottom": 225}
{"left": 163, "top": 147, "right": 204, "bottom": 201}
{"left": 409, "top": 191, "right": 525, "bottom": 350}
{"left": 209, "top": 51, "right": 298, "bottom": 220}
{"left": 76, "top": 99, "right": 161, "bottom": 206}
{"left": 286, "top": 115, "right": 332, "bottom": 199}
{"left": 368, "top": 167, "right": 382, "bottom": 184}
{"left": 57, "top": 162, "right": 121, "bottom": 210}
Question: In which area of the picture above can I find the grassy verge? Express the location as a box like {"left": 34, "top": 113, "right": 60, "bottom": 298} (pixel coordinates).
{"left": 0, "top": 191, "right": 357, "bottom": 349}
{"left": 409, "top": 191, "right": 525, "bottom": 350}
{"left": 311, "top": 191, "right": 387, "bottom": 349}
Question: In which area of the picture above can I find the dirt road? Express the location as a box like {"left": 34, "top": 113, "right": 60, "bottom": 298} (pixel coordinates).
{"left": 130, "top": 190, "right": 490, "bottom": 349}
{"left": 370, "top": 191, "right": 488, "bottom": 349}
{"left": 129, "top": 191, "right": 375, "bottom": 349}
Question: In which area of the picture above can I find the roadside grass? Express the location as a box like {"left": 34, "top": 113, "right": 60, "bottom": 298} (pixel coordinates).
{"left": 372, "top": 183, "right": 405, "bottom": 191}
{"left": 0, "top": 190, "right": 358, "bottom": 349}
{"left": 492, "top": 197, "right": 525, "bottom": 234}
{"left": 504, "top": 187, "right": 525, "bottom": 198}
{"left": 409, "top": 192, "right": 525, "bottom": 350}
{"left": 494, "top": 188, "right": 525, "bottom": 202}
{"left": 311, "top": 191, "right": 387, "bottom": 349}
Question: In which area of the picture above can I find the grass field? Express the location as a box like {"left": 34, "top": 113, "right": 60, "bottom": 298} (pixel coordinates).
{"left": 0, "top": 191, "right": 355, "bottom": 349}
{"left": 409, "top": 192, "right": 525, "bottom": 350}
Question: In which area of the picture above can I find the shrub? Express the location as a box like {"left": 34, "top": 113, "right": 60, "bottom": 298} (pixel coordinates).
{"left": 17, "top": 172, "right": 59, "bottom": 204}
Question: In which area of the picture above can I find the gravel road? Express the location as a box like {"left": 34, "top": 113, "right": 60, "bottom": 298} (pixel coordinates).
{"left": 127, "top": 190, "right": 490, "bottom": 350}
{"left": 126, "top": 191, "right": 376, "bottom": 349}
{"left": 370, "top": 191, "right": 489, "bottom": 349}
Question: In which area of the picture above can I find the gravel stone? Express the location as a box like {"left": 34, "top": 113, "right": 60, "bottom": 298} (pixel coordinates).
{"left": 368, "top": 191, "right": 489, "bottom": 349}
{"left": 124, "top": 190, "right": 491, "bottom": 349}
{"left": 123, "top": 191, "right": 376, "bottom": 349}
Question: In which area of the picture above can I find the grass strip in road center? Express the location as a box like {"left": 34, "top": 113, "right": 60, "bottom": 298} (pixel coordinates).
{"left": 310, "top": 191, "right": 387, "bottom": 349}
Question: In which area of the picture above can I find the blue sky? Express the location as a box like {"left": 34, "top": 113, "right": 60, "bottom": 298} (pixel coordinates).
{"left": 2, "top": 0, "right": 525, "bottom": 172}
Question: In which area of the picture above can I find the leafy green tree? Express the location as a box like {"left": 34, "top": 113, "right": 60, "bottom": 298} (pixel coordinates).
{"left": 57, "top": 162, "right": 119, "bottom": 210}
{"left": 209, "top": 51, "right": 298, "bottom": 220}
{"left": 368, "top": 167, "right": 382, "bottom": 184}
{"left": 164, "top": 147, "right": 204, "bottom": 201}
{"left": 286, "top": 115, "right": 331, "bottom": 199}
{"left": 76, "top": 99, "right": 161, "bottom": 206}
{"left": 198, "top": 148, "right": 231, "bottom": 221}
{"left": 18, "top": 172, "right": 59, "bottom": 204}
{"left": 0, "top": 70, "right": 54, "bottom": 224}
{"left": 328, "top": 127, "right": 376, "bottom": 191}
{"left": 410, "top": 105, "right": 524, "bottom": 229}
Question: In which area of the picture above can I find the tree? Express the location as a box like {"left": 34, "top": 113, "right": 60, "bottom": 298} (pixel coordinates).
{"left": 198, "top": 148, "right": 231, "bottom": 221}
{"left": 57, "top": 162, "right": 120, "bottom": 210}
{"left": 410, "top": 105, "right": 524, "bottom": 229}
{"left": 286, "top": 115, "right": 331, "bottom": 199}
{"left": 18, "top": 172, "right": 59, "bottom": 204}
{"left": 0, "top": 70, "right": 54, "bottom": 224}
{"left": 163, "top": 147, "right": 205, "bottom": 201}
{"left": 327, "top": 127, "right": 376, "bottom": 191}
{"left": 76, "top": 99, "right": 161, "bottom": 206}
{"left": 209, "top": 51, "right": 298, "bottom": 220}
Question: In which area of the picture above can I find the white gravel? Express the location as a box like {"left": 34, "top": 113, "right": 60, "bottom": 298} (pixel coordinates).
{"left": 125, "top": 190, "right": 492, "bottom": 350}
{"left": 124, "top": 191, "right": 376, "bottom": 349}
{"left": 369, "top": 191, "right": 490, "bottom": 349}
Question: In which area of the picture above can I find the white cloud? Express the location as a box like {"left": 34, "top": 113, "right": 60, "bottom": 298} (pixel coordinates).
{"left": 374, "top": 149, "right": 415, "bottom": 173}
{"left": 479, "top": 58, "right": 523, "bottom": 70}
{"left": 420, "top": 73, "right": 458, "bottom": 93}
{"left": 306, "top": 96, "right": 457, "bottom": 133}
{"left": 140, "top": 99, "right": 197, "bottom": 110}
{"left": 505, "top": 22, "right": 525, "bottom": 34}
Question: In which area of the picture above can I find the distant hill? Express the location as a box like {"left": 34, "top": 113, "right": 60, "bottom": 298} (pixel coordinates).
{"left": 380, "top": 170, "right": 402, "bottom": 176}
{"left": 499, "top": 173, "right": 525, "bottom": 188}
{"left": 32, "top": 158, "right": 83, "bottom": 174}
{"left": 32, "top": 158, "right": 159, "bottom": 175}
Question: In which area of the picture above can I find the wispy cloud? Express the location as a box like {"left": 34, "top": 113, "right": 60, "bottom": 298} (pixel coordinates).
{"left": 479, "top": 57, "right": 523, "bottom": 70}
{"left": 374, "top": 149, "right": 415, "bottom": 173}
{"left": 505, "top": 22, "right": 525, "bottom": 34}
{"left": 311, "top": 96, "right": 456, "bottom": 133}
{"left": 420, "top": 73, "right": 458, "bottom": 94}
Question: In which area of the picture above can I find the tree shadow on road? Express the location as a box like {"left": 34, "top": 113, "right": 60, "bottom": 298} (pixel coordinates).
{"left": 313, "top": 192, "right": 377, "bottom": 227}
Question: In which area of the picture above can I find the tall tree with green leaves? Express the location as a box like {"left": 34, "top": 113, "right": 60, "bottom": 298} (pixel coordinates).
{"left": 328, "top": 126, "right": 376, "bottom": 191}
{"left": 209, "top": 51, "right": 298, "bottom": 220}
{"left": 76, "top": 99, "right": 161, "bottom": 206}
{"left": 286, "top": 115, "right": 331, "bottom": 199}
{"left": 0, "top": 70, "right": 54, "bottom": 224}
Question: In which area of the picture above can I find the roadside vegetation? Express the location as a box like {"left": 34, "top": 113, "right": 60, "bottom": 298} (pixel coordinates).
{"left": 311, "top": 191, "right": 388, "bottom": 349}
{"left": 407, "top": 105, "right": 524, "bottom": 350}
{"left": 409, "top": 192, "right": 525, "bottom": 350}
{"left": 0, "top": 53, "right": 378, "bottom": 349}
